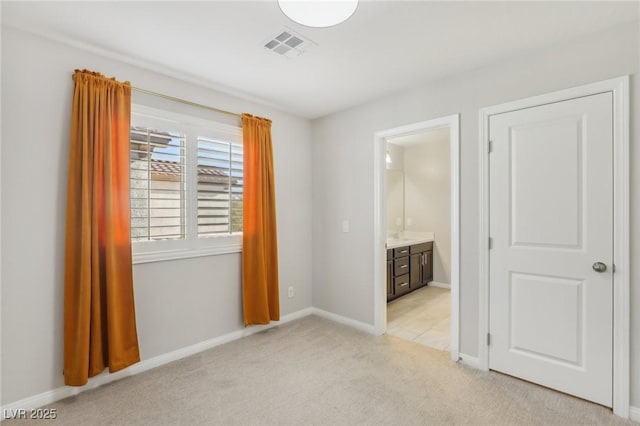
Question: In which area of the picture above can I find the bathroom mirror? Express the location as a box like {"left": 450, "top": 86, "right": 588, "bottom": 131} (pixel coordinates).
{"left": 385, "top": 169, "right": 404, "bottom": 233}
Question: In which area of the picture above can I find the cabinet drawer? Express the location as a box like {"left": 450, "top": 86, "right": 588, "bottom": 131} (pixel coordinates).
{"left": 410, "top": 241, "right": 433, "bottom": 254}
{"left": 393, "top": 246, "right": 410, "bottom": 257}
{"left": 394, "top": 274, "right": 410, "bottom": 296}
{"left": 394, "top": 256, "right": 409, "bottom": 275}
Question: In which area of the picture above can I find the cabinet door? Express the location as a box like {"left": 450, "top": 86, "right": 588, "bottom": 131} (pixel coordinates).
{"left": 387, "top": 260, "right": 393, "bottom": 299}
{"left": 422, "top": 250, "right": 433, "bottom": 283}
{"left": 410, "top": 253, "right": 421, "bottom": 288}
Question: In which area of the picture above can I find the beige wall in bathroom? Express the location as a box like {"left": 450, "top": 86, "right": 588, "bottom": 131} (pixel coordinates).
{"left": 385, "top": 142, "right": 405, "bottom": 232}
{"left": 404, "top": 132, "right": 451, "bottom": 284}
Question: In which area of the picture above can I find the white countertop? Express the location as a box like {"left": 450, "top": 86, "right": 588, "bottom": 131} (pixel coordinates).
{"left": 386, "top": 232, "right": 434, "bottom": 249}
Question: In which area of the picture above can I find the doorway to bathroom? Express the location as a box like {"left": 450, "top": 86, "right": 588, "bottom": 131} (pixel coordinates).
{"left": 373, "top": 115, "right": 460, "bottom": 361}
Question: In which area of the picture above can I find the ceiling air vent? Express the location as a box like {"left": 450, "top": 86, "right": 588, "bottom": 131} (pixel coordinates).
{"left": 263, "top": 28, "right": 316, "bottom": 58}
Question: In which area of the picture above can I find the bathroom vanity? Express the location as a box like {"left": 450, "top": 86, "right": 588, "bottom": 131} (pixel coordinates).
{"left": 386, "top": 238, "right": 433, "bottom": 302}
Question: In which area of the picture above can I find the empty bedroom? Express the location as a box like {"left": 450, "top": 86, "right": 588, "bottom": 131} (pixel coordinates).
{"left": 1, "top": 1, "right": 639, "bottom": 424}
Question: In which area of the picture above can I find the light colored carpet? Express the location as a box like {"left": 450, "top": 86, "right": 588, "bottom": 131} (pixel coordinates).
{"left": 387, "top": 286, "right": 451, "bottom": 351}
{"left": 7, "top": 315, "right": 636, "bottom": 426}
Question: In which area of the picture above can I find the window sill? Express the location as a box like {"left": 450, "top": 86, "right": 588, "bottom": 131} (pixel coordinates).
{"left": 132, "top": 242, "right": 242, "bottom": 264}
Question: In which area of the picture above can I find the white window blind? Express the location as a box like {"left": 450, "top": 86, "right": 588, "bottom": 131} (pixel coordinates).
{"left": 197, "top": 137, "right": 243, "bottom": 237}
{"left": 130, "top": 127, "right": 186, "bottom": 241}
{"left": 129, "top": 105, "right": 243, "bottom": 263}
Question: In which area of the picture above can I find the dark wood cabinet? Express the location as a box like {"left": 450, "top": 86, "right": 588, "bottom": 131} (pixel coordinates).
{"left": 394, "top": 256, "right": 409, "bottom": 276}
{"left": 386, "top": 260, "right": 393, "bottom": 297}
{"left": 410, "top": 253, "right": 421, "bottom": 288}
{"left": 394, "top": 274, "right": 411, "bottom": 297}
{"left": 411, "top": 242, "right": 433, "bottom": 287}
{"left": 387, "top": 241, "right": 433, "bottom": 302}
{"left": 422, "top": 250, "right": 433, "bottom": 283}
{"left": 387, "top": 246, "right": 408, "bottom": 302}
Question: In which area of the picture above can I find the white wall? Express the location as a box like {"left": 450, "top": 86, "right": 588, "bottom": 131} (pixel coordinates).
{"left": 0, "top": 27, "right": 313, "bottom": 405}
{"left": 311, "top": 22, "right": 640, "bottom": 406}
{"left": 404, "top": 136, "right": 451, "bottom": 284}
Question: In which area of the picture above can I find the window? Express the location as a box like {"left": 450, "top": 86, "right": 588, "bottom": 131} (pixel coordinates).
{"left": 130, "top": 105, "right": 243, "bottom": 263}
{"left": 196, "top": 136, "right": 244, "bottom": 237}
{"left": 130, "top": 127, "right": 186, "bottom": 241}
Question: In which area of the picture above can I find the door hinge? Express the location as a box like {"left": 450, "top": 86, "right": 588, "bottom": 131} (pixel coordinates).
{"left": 488, "top": 140, "right": 493, "bottom": 153}
{"left": 488, "top": 237, "right": 493, "bottom": 250}
{"left": 612, "top": 263, "right": 616, "bottom": 273}
{"left": 487, "top": 333, "right": 491, "bottom": 346}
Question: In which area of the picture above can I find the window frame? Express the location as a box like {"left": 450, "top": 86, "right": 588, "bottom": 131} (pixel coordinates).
{"left": 130, "top": 104, "right": 243, "bottom": 264}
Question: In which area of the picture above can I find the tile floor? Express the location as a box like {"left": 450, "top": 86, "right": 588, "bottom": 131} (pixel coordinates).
{"left": 386, "top": 285, "right": 451, "bottom": 351}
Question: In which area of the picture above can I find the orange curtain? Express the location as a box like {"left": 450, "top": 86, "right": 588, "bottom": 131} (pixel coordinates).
{"left": 241, "top": 114, "right": 280, "bottom": 326}
{"left": 63, "top": 70, "right": 140, "bottom": 386}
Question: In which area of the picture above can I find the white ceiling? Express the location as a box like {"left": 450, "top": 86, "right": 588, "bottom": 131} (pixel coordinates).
{"left": 2, "top": 1, "right": 638, "bottom": 119}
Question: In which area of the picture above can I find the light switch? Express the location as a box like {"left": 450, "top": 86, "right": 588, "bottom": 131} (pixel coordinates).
{"left": 342, "top": 220, "right": 349, "bottom": 233}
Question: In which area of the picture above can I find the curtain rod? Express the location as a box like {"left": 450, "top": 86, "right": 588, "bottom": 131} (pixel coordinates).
{"left": 131, "top": 86, "right": 241, "bottom": 118}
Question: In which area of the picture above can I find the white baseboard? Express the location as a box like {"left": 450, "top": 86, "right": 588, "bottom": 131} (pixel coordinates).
{"left": 0, "top": 307, "right": 315, "bottom": 419}
{"left": 310, "top": 308, "right": 376, "bottom": 335}
{"left": 458, "top": 353, "right": 482, "bottom": 370}
{"left": 429, "top": 281, "right": 450, "bottom": 289}
{"left": 630, "top": 406, "right": 640, "bottom": 422}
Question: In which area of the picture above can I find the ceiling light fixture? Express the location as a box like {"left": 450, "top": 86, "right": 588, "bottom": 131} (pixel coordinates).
{"left": 278, "top": 0, "right": 358, "bottom": 28}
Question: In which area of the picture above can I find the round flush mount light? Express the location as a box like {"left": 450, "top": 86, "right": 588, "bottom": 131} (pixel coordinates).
{"left": 278, "top": 0, "right": 358, "bottom": 28}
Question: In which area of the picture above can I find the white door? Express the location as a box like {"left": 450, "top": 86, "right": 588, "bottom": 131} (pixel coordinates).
{"left": 489, "top": 92, "right": 613, "bottom": 406}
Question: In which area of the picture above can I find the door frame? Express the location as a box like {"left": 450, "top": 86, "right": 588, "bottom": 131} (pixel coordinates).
{"left": 478, "top": 76, "right": 630, "bottom": 417}
{"left": 373, "top": 114, "right": 460, "bottom": 362}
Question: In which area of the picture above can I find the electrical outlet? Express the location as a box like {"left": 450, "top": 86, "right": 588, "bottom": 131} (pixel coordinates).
{"left": 288, "top": 286, "right": 294, "bottom": 298}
